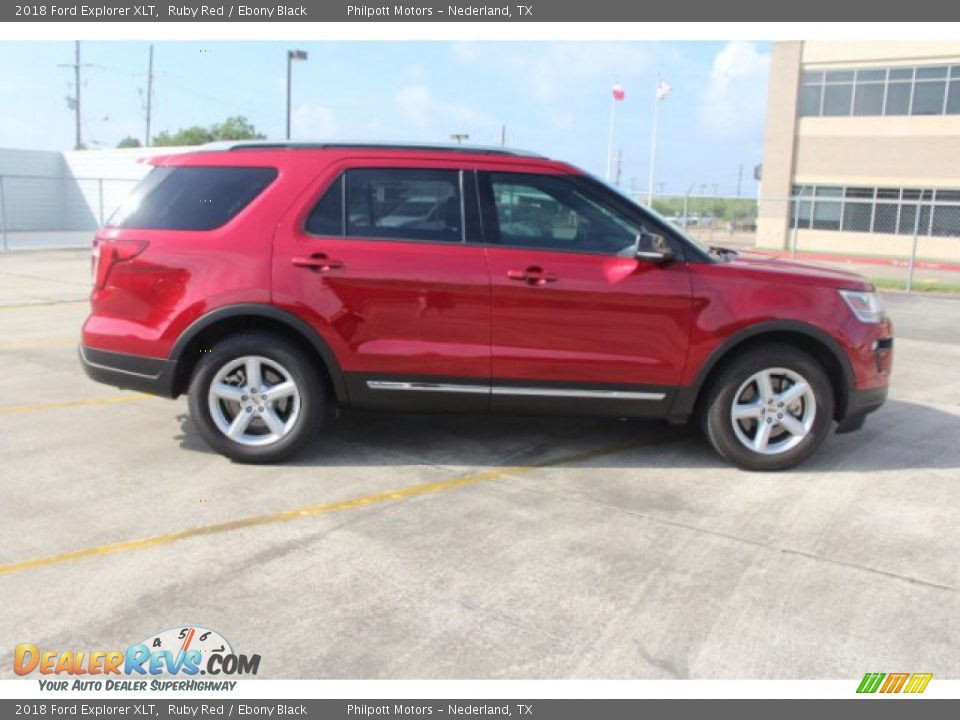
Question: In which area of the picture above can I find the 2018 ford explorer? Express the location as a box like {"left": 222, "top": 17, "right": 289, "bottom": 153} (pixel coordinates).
{"left": 80, "top": 142, "right": 893, "bottom": 470}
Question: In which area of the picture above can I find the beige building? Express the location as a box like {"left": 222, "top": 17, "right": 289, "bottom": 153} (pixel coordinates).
{"left": 757, "top": 42, "right": 960, "bottom": 261}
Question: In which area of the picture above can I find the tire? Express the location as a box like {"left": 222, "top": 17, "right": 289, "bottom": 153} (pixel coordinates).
{"left": 702, "top": 343, "right": 835, "bottom": 471}
{"left": 187, "top": 331, "right": 328, "bottom": 463}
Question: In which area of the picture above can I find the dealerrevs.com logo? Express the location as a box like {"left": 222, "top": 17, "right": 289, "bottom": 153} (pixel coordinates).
{"left": 15, "top": 626, "right": 260, "bottom": 691}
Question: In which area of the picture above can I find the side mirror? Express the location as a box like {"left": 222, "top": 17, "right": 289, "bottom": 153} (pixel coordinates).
{"left": 635, "top": 232, "right": 675, "bottom": 263}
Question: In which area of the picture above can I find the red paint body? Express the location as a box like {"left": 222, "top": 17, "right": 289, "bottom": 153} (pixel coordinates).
{"left": 81, "top": 146, "right": 892, "bottom": 420}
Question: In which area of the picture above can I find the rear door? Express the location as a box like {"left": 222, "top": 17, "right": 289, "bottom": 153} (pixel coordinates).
{"left": 478, "top": 170, "right": 693, "bottom": 416}
{"left": 273, "top": 159, "right": 491, "bottom": 411}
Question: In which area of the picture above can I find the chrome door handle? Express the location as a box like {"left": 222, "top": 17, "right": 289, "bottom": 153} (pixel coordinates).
{"left": 507, "top": 266, "right": 557, "bottom": 286}
{"left": 292, "top": 254, "right": 344, "bottom": 272}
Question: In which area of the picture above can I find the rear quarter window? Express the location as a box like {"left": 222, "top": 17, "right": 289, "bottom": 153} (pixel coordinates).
{"left": 108, "top": 166, "right": 278, "bottom": 231}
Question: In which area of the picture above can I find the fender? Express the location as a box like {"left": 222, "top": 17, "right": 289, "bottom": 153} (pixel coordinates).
{"left": 168, "top": 304, "right": 349, "bottom": 403}
{"left": 669, "top": 319, "right": 855, "bottom": 420}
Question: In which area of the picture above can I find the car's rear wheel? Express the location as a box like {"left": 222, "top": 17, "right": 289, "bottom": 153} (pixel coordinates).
{"left": 702, "top": 344, "right": 835, "bottom": 471}
{"left": 188, "top": 332, "right": 327, "bottom": 463}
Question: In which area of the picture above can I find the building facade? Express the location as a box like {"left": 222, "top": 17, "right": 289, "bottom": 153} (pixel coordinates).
{"left": 757, "top": 41, "right": 960, "bottom": 261}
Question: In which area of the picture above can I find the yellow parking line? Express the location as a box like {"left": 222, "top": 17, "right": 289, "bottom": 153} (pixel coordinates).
{"left": 0, "top": 438, "right": 652, "bottom": 577}
{"left": 0, "top": 394, "right": 151, "bottom": 414}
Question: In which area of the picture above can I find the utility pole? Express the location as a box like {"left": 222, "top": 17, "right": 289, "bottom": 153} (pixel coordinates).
{"left": 736, "top": 164, "right": 743, "bottom": 197}
{"left": 145, "top": 44, "right": 154, "bottom": 146}
{"left": 500, "top": 125, "right": 506, "bottom": 147}
{"left": 59, "top": 41, "right": 86, "bottom": 150}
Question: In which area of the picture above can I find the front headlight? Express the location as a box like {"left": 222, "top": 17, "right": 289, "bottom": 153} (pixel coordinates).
{"left": 839, "top": 289, "right": 886, "bottom": 324}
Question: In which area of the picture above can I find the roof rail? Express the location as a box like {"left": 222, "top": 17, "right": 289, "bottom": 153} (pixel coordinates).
{"left": 199, "top": 139, "right": 545, "bottom": 158}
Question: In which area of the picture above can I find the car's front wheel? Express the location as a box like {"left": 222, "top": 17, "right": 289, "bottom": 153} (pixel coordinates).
{"left": 703, "top": 344, "right": 835, "bottom": 471}
{"left": 188, "top": 332, "right": 327, "bottom": 463}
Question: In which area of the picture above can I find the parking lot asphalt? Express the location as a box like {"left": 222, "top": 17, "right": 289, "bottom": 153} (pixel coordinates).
{"left": 0, "top": 249, "right": 958, "bottom": 679}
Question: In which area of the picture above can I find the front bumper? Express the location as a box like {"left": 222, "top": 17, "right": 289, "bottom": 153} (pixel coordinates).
{"left": 836, "top": 384, "right": 889, "bottom": 434}
{"left": 78, "top": 345, "right": 178, "bottom": 398}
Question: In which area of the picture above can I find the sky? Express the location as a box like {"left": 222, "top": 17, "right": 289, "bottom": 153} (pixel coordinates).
{"left": 0, "top": 40, "right": 771, "bottom": 197}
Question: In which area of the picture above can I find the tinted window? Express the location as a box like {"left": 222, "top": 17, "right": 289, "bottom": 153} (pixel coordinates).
{"left": 885, "top": 82, "right": 911, "bottom": 115}
{"left": 108, "top": 166, "right": 277, "bottom": 230}
{"left": 822, "top": 83, "right": 853, "bottom": 116}
{"left": 346, "top": 168, "right": 462, "bottom": 243}
{"left": 948, "top": 81, "right": 960, "bottom": 114}
{"left": 486, "top": 173, "right": 641, "bottom": 254}
{"left": 305, "top": 175, "right": 344, "bottom": 236}
{"left": 853, "top": 81, "right": 884, "bottom": 115}
{"left": 912, "top": 80, "right": 946, "bottom": 115}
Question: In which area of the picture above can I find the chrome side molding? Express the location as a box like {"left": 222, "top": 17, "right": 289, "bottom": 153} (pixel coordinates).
{"left": 366, "top": 380, "right": 665, "bottom": 401}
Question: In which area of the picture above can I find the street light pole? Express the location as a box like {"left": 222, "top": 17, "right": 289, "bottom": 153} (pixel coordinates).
{"left": 286, "top": 49, "right": 308, "bottom": 140}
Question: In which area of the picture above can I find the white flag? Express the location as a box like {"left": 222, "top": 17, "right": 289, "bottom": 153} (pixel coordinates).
{"left": 656, "top": 80, "right": 671, "bottom": 101}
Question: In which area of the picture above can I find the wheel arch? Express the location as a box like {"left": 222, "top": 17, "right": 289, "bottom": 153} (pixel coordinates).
{"left": 168, "top": 304, "right": 349, "bottom": 403}
{"left": 671, "top": 321, "right": 855, "bottom": 422}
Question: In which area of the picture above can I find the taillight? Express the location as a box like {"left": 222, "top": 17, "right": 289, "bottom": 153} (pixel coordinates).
{"left": 93, "top": 239, "right": 148, "bottom": 290}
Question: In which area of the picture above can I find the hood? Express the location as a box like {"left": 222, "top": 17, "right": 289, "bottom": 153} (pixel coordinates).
{"left": 720, "top": 249, "right": 873, "bottom": 290}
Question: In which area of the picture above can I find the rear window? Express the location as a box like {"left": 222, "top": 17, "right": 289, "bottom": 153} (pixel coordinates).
{"left": 107, "top": 166, "right": 277, "bottom": 231}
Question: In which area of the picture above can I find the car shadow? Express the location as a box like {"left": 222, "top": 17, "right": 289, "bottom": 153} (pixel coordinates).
{"left": 174, "top": 398, "right": 960, "bottom": 473}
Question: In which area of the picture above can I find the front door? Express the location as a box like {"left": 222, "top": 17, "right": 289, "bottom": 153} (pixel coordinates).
{"left": 479, "top": 170, "right": 693, "bottom": 415}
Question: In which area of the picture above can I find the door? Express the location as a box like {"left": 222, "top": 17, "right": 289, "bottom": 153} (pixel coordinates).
{"left": 273, "top": 163, "right": 491, "bottom": 412}
{"left": 479, "top": 170, "right": 693, "bottom": 415}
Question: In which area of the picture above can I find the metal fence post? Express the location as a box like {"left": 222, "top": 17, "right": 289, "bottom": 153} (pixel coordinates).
{"left": 906, "top": 201, "right": 922, "bottom": 293}
{"left": 790, "top": 196, "right": 799, "bottom": 259}
{"left": 0, "top": 175, "right": 7, "bottom": 252}
{"left": 98, "top": 178, "right": 104, "bottom": 226}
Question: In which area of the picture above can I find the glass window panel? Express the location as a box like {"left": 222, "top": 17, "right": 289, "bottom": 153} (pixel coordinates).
{"left": 843, "top": 201, "right": 873, "bottom": 232}
{"left": 936, "top": 190, "right": 960, "bottom": 202}
{"left": 919, "top": 205, "right": 933, "bottom": 235}
{"left": 801, "top": 70, "right": 824, "bottom": 83}
{"left": 822, "top": 84, "right": 853, "bottom": 115}
{"left": 877, "top": 188, "right": 900, "bottom": 199}
{"left": 853, "top": 82, "right": 884, "bottom": 115}
{"left": 873, "top": 203, "right": 898, "bottom": 233}
{"left": 916, "top": 66, "right": 948, "bottom": 80}
{"left": 889, "top": 68, "right": 914, "bottom": 80}
{"left": 856, "top": 69, "right": 886, "bottom": 82}
{"left": 885, "top": 82, "right": 911, "bottom": 115}
{"left": 898, "top": 204, "right": 917, "bottom": 234}
{"left": 947, "top": 81, "right": 960, "bottom": 114}
{"left": 952, "top": 65, "right": 960, "bottom": 79}
{"left": 845, "top": 187, "right": 874, "bottom": 198}
{"left": 902, "top": 189, "right": 922, "bottom": 201}
{"left": 812, "top": 199, "right": 842, "bottom": 230}
{"left": 912, "top": 81, "right": 947, "bottom": 115}
{"left": 825, "top": 70, "right": 855, "bottom": 82}
{"left": 798, "top": 84, "right": 823, "bottom": 116}
{"left": 815, "top": 186, "right": 843, "bottom": 197}
{"left": 931, "top": 205, "right": 960, "bottom": 237}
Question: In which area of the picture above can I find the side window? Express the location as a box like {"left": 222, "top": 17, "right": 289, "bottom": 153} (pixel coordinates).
{"left": 346, "top": 168, "right": 462, "bottom": 243}
{"left": 484, "top": 172, "right": 641, "bottom": 255}
{"left": 305, "top": 175, "right": 344, "bottom": 236}
{"left": 108, "top": 166, "right": 277, "bottom": 231}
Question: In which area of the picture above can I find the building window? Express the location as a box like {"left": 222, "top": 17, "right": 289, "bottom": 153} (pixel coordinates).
{"left": 798, "top": 62, "right": 960, "bottom": 118}
{"left": 791, "top": 185, "right": 960, "bottom": 238}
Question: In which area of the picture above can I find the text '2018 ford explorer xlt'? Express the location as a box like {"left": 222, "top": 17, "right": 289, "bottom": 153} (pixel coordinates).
{"left": 80, "top": 142, "right": 893, "bottom": 470}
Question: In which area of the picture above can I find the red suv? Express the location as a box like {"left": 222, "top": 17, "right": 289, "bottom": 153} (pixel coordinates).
{"left": 80, "top": 142, "right": 893, "bottom": 470}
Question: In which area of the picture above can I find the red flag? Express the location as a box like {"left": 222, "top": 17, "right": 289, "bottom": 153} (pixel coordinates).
{"left": 612, "top": 83, "right": 625, "bottom": 101}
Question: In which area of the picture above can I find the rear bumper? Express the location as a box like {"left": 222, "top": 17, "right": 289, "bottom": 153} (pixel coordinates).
{"left": 78, "top": 345, "right": 177, "bottom": 399}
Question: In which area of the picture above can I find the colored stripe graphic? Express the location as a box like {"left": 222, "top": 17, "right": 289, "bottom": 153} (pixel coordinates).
{"left": 880, "top": 673, "right": 910, "bottom": 693}
{"left": 903, "top": 673, "right": 933, "bottom": 694}
{"left": 857, "top": 673, "right": 886, "bottom": 693}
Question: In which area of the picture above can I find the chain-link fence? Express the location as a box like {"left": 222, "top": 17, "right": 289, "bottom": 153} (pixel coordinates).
{"left": 0, "top": 174, "right": 138, "bottom": 251}
{"left": 641, "top": 190, "right": 960, "bottom": 292}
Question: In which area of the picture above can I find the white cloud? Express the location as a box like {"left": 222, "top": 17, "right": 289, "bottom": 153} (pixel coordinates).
{"left": 292, "top": 103, "right": 339, "bottom": 138}
{"left": 394, "top": 84, "right": 498, "bottom": 142}
{"left": 700, "top": 41, "right": 769, "bottom": 139}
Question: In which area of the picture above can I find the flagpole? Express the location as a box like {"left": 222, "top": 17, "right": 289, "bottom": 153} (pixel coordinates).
{"left": 646, "top": 76, "right": 661, "bottom": 206}
{"left": 605, "top": 91, "right": 617, "bottom": 183}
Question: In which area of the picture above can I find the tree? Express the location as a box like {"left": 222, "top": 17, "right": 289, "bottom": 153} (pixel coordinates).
{"left": 116, "top": 136, "right": 142, "bottom": 148}
{"left": 152, "top": 116, "right": 266, "bottom": 147}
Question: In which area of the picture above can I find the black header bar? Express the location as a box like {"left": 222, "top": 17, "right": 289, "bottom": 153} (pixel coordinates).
{"left": 4, "top": 0, "right": 960, "bottom": 22}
